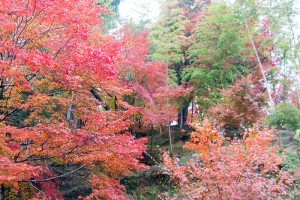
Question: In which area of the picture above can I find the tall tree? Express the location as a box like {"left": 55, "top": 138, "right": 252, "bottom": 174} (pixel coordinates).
{"left": 183, "top": 1, "right": 275, "bottom": 118}
{"left": 149, "top": 0, "right": 190, "bottom": 127}
{"left": 0, "top": 1, "right": 162, "bottom": 199}
{"left": 115, "top": 26, "right": 179, "bottom": 131}
{"left": 262, "top": 0, "right": 300, "bottom": 107}
{"left": 208, "top": 75, "right": 267, "bottom": 128}
{"left": 183, "top": 2, "right": 247, "bottom": 115}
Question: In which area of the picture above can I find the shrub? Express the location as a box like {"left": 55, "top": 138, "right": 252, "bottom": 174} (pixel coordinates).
{"left": 267, "top": 102, "right": 300, "bottom": 131}
{"left": 163, "top": 121, "right": 293, "bottom": 200}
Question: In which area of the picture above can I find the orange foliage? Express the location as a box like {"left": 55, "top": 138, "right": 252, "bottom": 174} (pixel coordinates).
{"left": 0, "top": 1, "right": 157, "bottom": 199}
{"left": 163, "top": 120, "right": 293, "bottom": 199}
{"left": 208, "top": 75, "right": 267, "bottom": 127}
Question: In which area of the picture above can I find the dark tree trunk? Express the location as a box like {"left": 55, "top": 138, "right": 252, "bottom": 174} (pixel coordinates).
{"left": 1, "top": 185, "right": 7, "bottom": 200}
{"left": 178, "top": 101, "right": 189, "bottom": 128}
{"left": 90, "top": 87, "right": 110, "bottom": 110}
{"left": 191, "top": 99, "right": 194, "bottom": 123}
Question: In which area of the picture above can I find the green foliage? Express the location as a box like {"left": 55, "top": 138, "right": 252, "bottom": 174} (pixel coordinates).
{"left": 295, "top": 129, "right": 300, "bottom": 139}
{"left": 121, "top": 167, "right": 178, "bottom": 199}
{"left": 188, "top": 3, "right": 246, "bottom": 67}
{"left": 149, "top": 0, "right": 187, "bottom": 65}
{"left": 97, "top": 0, "right": 120, "bottom": 12}
{"left": 182, "top": 2, "right": 260, "bottom": 113}
{"left": 267, "top": 102, "right": 300, "bottom": 131}
{"left": 235, "top": 0, "right": 260, "bottom": 19}
{"left": 100, "top": 12, "right": 121, "bottom": 32}
{"left": 182, "top": 64, "right": 248, "bottom": 111}
{"left": 167, "top": 68, "right": 179, "bottom": 87}
{"left": 284, "top": 150, "right": 298, "bottom": 170}
{"left": 182, "top": 65, "right": 248, "bottom": 90}
{"left": 259, "top": 0, "right": 299, "bottom": 62}
{"left": 98, "top": 0, "right": 121, "bottom": 32}
{"left": 182, "top": 67, "right": 218, "bottom": 109}
{"left": 178, "top": 0, "right": 196, "bottom": 9}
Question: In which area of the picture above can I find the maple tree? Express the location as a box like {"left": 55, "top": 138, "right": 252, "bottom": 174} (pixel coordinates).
{"left": 208, "top": 75, "right": 267, "bottom": 128}
{"left": 163, "top": 120, "right": 293, "bottom": 199}
{"left": 1, "top": 0, "right": 299, "bottom": 199}
{"left": 0, "top": 0, "right": 165, "bottom": 199}
{"left": 112, "top": 26, "right": 180, "bottom": 134}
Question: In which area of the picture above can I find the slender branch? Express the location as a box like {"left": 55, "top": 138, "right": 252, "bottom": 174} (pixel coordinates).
{"left": 28, "top": 19, "right": 43, "bottom": 33}
{"left": 32, "top": 0, "right": 37, "bottom": 15}
{"left": 22, "top": 164, "right": 87, "bottom": 182}
{"left": 28, "top": 182, "right": 48, "bottom": 199}
{"left": 28, "top": 182, "right": 40, "bottom": 192}
{"left": 35, "top": 2, "right": 59, "bottom": 18}
{"left": 0, "top": 108, "right": 18, "bottom": 122}
{"left": 53, "top": 37, "right": 73, "bottom": 60}
{"left": 34, "top": 17, "right": 56, "bottom": 38}
{"left": 3, "top": 78, "right": 14, "bottom": 92}
{"left": 13, "top": 17, "right": 24, "bottom": 39}
{"left": 244, "top": 17, "right": 274, "bottom": 108}
{"left": 15, "top": 16, "right": 29, "bottom": 46}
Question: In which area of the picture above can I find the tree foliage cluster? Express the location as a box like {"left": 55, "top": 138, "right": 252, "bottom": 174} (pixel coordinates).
{"left": 149, "top": 0, "right": 300, "bottom": 128}
{"left": 0, "top": 0, "right": 177, "bottom": 199}
{"left": 267, "top": 102, "right": 300, "bottom": 131}
{"left": 151, "top": 0, "right": 299, "bottom": 198}
{"left": 163, "top": 121, "right": 293, "bottom": 199}
{"left": 0, "top": 0, "right": 299, "bottom": 199}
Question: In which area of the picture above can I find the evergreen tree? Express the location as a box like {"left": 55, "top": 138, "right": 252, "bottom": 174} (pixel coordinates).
{"left": 149, "top": 0, "right": 190, "bottom": 127}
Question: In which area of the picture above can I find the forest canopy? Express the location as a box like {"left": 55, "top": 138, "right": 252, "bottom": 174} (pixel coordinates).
{"left": 0, "top": 0, "right": 299, "bottom": 199}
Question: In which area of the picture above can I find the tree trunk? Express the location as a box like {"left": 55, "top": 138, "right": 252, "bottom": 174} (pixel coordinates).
{"left": 178, "top": 101, "right": 189, "bottom": 128}
{"left": 191, "top": 99, "right": 194, "bottom": 123}
{"left": 0, "top": 185, "right": 6, "bottom": 200}
{"left": 244, "top": 17, "right": 274, "bottom": 108}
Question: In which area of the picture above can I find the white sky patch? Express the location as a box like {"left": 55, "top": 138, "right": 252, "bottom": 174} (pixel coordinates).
{"left": 119, "top": 0, "right": 161, "bottom": 24}
{"left": 293, "top": 0, "right": 300, "bottom": 33}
